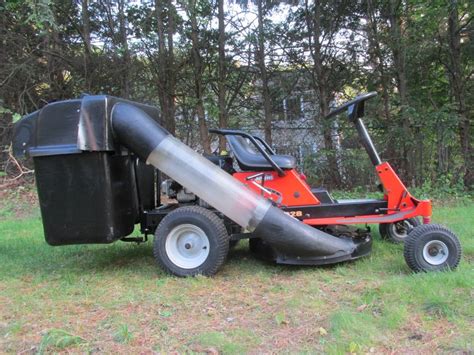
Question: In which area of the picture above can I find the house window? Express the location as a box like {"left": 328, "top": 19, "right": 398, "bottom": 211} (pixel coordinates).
{"left": 285, "top": 96, "right": 302, "bottom": 121}
{"left": 271, "top": 98, "right": 285, "bottom": 120}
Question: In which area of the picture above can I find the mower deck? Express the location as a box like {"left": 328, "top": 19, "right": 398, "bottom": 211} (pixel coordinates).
{"left": 251, "top": 234, "right": 372, "bottom": 266}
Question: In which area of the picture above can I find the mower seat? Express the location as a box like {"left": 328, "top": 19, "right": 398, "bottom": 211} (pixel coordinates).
{"left": 227, "top": 135, "right": 296, "bottom": 171}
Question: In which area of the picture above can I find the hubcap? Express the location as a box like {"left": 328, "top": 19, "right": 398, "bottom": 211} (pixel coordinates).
{"left": 165, "top": 224, "right": 210, "bottom": 269}
{"left": 422, "top": 240, "right": 449, "bottom": 265}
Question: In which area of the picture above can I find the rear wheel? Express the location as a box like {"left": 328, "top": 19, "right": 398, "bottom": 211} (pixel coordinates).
{"left": 379, "top": 218, "right": 420, "bottom": 243}
{"left": 153, "top": 206, "right": 229, "bottom": 277}
{"left": 404, "top": 224, "right": 462, "bottom": 272}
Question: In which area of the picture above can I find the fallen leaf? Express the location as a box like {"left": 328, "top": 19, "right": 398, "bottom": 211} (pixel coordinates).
{"left": 318, "top": 327, "right": 328, "bottom": 336}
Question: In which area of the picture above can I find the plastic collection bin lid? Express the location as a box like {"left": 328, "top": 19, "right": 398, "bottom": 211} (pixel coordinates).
{"left": 13, "top": 95, "right": 161, "bottom": 158}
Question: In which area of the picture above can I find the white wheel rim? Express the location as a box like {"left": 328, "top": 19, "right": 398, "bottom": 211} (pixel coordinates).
{"left": 165, "top": 224, "right": 210, "bottom": 269}
{"left": 389, "top": 221, "right": 410, "bottom": 238}
{"left": 390, "top": 220, "right": 412, "bottom": 238}
{"left": 422, "top": 240, "right": 449, "bottom": 265}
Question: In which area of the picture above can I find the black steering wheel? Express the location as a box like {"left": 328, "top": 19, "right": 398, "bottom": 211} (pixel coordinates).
{"left": 325, "top": 92, "right": 377, "bottom": 121}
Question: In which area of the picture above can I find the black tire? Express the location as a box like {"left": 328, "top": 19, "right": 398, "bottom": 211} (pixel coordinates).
{"left": 404, "top": 224, "right": 462, "bottom": 272}
{"left": 153, "top": 206, "right": 230, "bottom": 277}
{"left": 379, "top": 218, "right": 421, "bottom": 243}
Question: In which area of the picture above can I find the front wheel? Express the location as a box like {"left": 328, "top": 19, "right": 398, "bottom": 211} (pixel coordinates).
{"left": 153, "top": 206, "right": 230, "bottom": 277}
{"left": 379, "top": 218, "right": 421, "bottom": 243}
{"left": 403, "top": 224, "right": 462, "bottom": 272}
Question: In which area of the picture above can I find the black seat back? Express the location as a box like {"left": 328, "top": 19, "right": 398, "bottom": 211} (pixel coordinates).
{"left": 227, "top": 135, "right": 296, "bottom": 171}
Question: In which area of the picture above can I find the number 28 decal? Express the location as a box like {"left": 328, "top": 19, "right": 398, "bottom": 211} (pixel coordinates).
{"left": 286, "top": 210, "right": 303, "bottom": 217}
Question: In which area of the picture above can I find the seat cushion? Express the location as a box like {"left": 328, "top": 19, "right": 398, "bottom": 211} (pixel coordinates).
{"left": 227, "top": 136, "right": 296, "bottom": 171}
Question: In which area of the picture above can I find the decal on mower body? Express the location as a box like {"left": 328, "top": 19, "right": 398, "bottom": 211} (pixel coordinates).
{"left": 287, "top": 210, "right": 303, "bottom": 218}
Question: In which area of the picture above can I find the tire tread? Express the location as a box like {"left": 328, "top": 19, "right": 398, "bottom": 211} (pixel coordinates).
{"left": 403, "top": 224, "right": 462, "bottom": 272}
{"left": 153, "top": 206, "right": 229, "bottom": 276}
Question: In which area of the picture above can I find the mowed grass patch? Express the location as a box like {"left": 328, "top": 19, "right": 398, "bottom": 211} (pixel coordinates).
{"left": 0, "top": 200, "right": 472, "bottom": 353}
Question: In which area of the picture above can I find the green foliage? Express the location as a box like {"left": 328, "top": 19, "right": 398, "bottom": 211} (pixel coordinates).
{"left": 0, "top": 106, "right": 21, "bottom": 123}
{"left": 409, "top": 177, "right": 473, "bottom": 204}
{"left": 25, "top": 0, "right": 56, "bottom": 29}
{"left": 0, "top": 0, "right": 472, "bottom": 188}
{"left": 303, "top": 146, "right": 377, "bottom": 190}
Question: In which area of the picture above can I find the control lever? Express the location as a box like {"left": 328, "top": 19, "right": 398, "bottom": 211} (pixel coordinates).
{"left": 245, "top": 173, "right": 283, "bottom": 204}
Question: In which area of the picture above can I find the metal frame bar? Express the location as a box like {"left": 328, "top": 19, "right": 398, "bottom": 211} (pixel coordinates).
{"left": 209, "top": 129, "right": 285, "bottom": 176}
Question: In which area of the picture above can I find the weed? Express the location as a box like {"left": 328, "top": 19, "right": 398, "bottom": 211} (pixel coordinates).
{"left": 423, "top": 300, "right": 456, "bottom": 319}
{"left": 275, "top": 312, "right": 289, "bottom": 325}
{"left": 113, "top": 324, "right": 133, "bottom": 344}
{"left": 37, "top": 329, "right": 85, "bottom": 353}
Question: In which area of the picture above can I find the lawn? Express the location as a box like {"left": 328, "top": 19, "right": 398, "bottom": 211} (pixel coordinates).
{"left": 0, "top": 187, "right": 473, "bottom": 353}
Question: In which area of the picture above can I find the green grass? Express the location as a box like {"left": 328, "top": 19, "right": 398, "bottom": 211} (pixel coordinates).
{"left": 0, "top": 192, "right": 473, "bottom": 353}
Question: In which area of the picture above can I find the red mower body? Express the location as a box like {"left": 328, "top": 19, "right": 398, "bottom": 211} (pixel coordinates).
{"left": 233, "top": 162, "right": 432, "bottom": 227}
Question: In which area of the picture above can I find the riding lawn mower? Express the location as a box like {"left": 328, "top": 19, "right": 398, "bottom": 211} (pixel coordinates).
{"left": 12, "top": 92, "right": 462, "bottom": 276}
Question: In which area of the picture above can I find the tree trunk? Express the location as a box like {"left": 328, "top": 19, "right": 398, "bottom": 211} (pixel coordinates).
{"left": 156, "top": 0, "right": 167, "bottom": 124}
{"left": 256, "top": 0, "right": 272, "bottom": 146}
{"left": 306, "top": 0, "right": 341, "bottom": 187}
{"left": 366, "top": 0, "right": 390, "bottom": 122}
{"left": 117, "top": 0, "right": 130, "bottom": 99}
{"left": 155, "top": 0, "right": 176, "bottom": 134}
{"left": 45, "top": 26, "right": 67, "bottom": 100}
{"left": 366, "top": 0, "right": 400, "bottom": 168}
{"left": 388, "top": 0, "right": 413, "bottom": 184}
{"left": 388, "top": 0, "right": 408, "bottom": 107}
{"left": 190, "top": 1, "right": 211, "bottom": 153}
{"left": 166, "top": 0, "right": 176, "bottom": 134}
{"left": 217, "top": 0, "right": 227, "bottom": 150}
{"left": 81, "top": 0, "right": 92, "bottom": 91}
{"left": 447, "top": 0, "right": 472, "bottom": 188}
